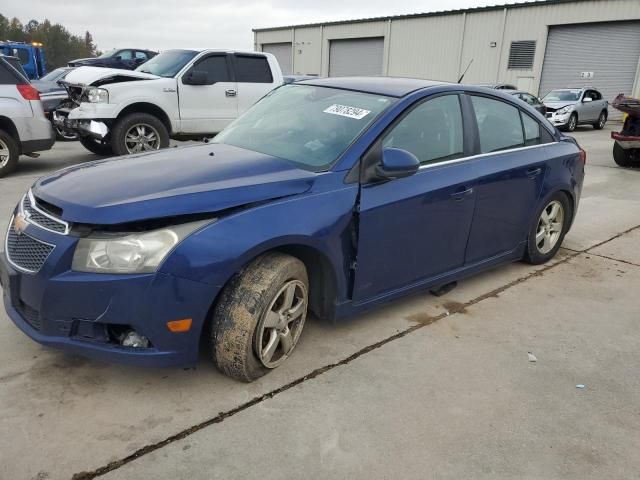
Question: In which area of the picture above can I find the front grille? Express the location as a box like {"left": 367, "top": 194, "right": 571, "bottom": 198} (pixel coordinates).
{"left": 6, "top": 226, "right": 55, "bottom": 273}
{"left": 15, "top": 301, "right": 41, "bottom": 331}
{"left": 22, "top": 196, "right": 68, "bottom": 234}
{"left": 546, "top": 107, "right": 558, "bottom": 113}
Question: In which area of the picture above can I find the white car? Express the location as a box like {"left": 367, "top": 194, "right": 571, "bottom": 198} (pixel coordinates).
{"left": 0, "top": 55, "right": 55, "bottom": 177}
{"left": 54, "top": 49, "right": 283, "bottom": 156}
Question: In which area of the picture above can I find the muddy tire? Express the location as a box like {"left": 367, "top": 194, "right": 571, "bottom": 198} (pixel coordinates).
{"left": 524, "top": 191, "right": 571, "bottom": 265}
{"left": 79, "top": 136, "right": 113, "bottom": 155}
{"left": 111, "top": 113, "right": 169, "bottom": 156}
{"left": 0, "top": 129, "right": 19, "bottom": 178}
{"left": 592, "top": 110, "right": 607, "bottom": 130}
{"left": 211, "top": 252, "right": 309, "bottom": 382}
{"left": 613, "top": 142, "right": 640, "bottom": 168}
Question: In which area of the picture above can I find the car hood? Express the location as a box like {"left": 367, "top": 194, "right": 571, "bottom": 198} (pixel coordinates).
{"left": 543, "top": 101, "right": 577, "bottom": 109}
{"left": 32, "top": 143, "right": 317, "bottom": 225}
{"left": 61, "top": 66, "right": 159, "bottom": 86}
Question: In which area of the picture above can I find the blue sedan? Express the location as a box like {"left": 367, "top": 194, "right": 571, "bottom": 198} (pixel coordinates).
{"left": 0, "top": 78, "right": 585, "bottom": 381}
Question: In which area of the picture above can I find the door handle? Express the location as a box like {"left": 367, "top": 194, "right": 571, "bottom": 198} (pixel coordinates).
{"left": 225, "top": 89, "right": 237, "bottom": 97}
{"left": 450, "top": 187, "right": 473, "bottom": 201}
{"left": 526, "top": 167, "right": 542, "bottom": 178}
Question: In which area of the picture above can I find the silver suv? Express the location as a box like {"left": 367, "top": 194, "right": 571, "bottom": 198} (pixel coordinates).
{"left": 0, "top": 55, "right": 55, "bottom": 177}
{"left": 542, "top": 87, "right": 608, "bottom": 132}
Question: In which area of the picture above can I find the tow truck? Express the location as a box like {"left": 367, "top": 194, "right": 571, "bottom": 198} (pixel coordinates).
{"left": 0, "top": 41, "right": 47, "bottom": 80}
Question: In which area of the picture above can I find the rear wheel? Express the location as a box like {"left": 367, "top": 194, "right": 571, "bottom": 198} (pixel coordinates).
{"left": 0, "top": 129, "right": 19, "bottom": 178}
{"left": 593, "top": 110, "right": 607, "bottom": 130}
{"left": 211, "top": 253, "right": 309, "bottom": 382}
{"left": 524, "top": 192, "right": 571, "bottom": 265}
{"left": 79, "top": 136, "right": 113, "bottom": 155}
{"left": 613, "top": 142, "right": 640, "bottom": 168}
{"left": 111, "top": 113, "right": 169, "bottom": 156}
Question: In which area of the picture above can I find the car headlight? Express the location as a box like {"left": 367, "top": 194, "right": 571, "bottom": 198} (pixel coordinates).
{"left": 72, "top": 220, "right": 211, "bottom": 274}
{"left": 86, "top": 88, "right": 109, "bottom": 103}
{"left": 557, "top": 106, "right": 570, "bottom": 115}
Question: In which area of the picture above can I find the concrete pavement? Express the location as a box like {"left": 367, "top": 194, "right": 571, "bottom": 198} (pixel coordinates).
{"left": 0, "top": 125, "right": 639, "bottom": 480}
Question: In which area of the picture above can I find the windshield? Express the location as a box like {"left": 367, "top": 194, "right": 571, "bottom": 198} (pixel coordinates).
{"left": 214, "top": 84, "right": 395, "bottom": 170}
{"left": 135, "top": 50, "right": 198, "bottom": 78}
{"left": 98, "top": 49, "right": 117, "bottom": 58}
{"left": 543, "top": 89, "right": 581, "bottom": 102}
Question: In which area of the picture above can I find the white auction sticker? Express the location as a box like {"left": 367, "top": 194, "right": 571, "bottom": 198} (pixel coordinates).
{"left": 323, "top": 104, "right": 371, "bottom": 120}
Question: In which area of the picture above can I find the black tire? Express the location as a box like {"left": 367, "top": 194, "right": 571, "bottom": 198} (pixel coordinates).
{"left": 0, "top": 129, "right": 19, "bottom": 178}
{"left": 79, "top": 136, "right": 113, "bottom": 155}
{"left": 593, "top": 110, "right": 607, "bottom": 130}
{"left": 524, "top": 192, "right": 571, "bottom": 265}
{"left": 111, "top": 112, "right": 169, "bottom": 157}
{"left": 613, "top": 142, "right": 640, "bottom": 168}
{"left": 211, "top": 252, "right": 309, "bottom": 382}
{"left": 565, "top": 113, "right": 578, "bottom": 132}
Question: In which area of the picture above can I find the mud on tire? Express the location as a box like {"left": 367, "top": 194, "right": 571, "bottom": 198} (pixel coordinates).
{"left": 211, "top": 252, "right": 309, "bottom": 382}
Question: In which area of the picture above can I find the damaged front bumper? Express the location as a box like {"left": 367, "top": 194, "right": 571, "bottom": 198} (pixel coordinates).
{"left": 53, "top": 108, "right": 110, "bottom": 139}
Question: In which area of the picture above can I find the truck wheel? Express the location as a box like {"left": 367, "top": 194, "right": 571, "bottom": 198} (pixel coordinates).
{"left": 593, "top": 111, "right": 607, "bottom": 130}
{"left": 211, "top": 252, "right": 309, "bottom": 382}
{"left": 111, "top": 113, "right": 169, "bottom": 156}
{"left": 613, "top": 143, "right": 640, "bottom": 168}
{"left": 565, "top": 113, "right": 578, "bottom": 132}
{"left": 79, "top": 136, "right": 113, "bottom": 155}
{"left": 0, "top": 129, "right": 19, "bottom": 178}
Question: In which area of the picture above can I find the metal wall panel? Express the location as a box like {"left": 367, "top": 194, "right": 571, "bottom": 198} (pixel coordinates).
{"left": 262, "top": 43, "right": 292, "bottom": 75}
{"left": 539, "top": 21, "right": 640, "bottom": 120}
{"left": 328, "top": 37, "right": 384, "bottom": 77}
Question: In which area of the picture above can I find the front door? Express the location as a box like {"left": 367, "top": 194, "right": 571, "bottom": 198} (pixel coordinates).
{"left": 354, "top": 94, "right": 477, "bottom": 302}
{"left": 178, "top": 54, "right": 238, "bottom": 134}
{"left": 464, "top": 95, "right": 549, "bottom": 264}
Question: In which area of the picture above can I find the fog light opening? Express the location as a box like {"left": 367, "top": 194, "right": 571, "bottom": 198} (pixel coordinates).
{"left": 120, "top": 329, "right": 150, "bottom": 348}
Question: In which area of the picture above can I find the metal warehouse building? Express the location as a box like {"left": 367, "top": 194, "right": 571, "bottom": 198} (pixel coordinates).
{"left": 254, "top": 0, "right": 640, "bottom": 113}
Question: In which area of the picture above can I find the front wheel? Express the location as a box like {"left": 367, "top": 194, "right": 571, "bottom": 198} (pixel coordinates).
{"left": 0, "top": 129, "right": 19, "bottom": 178}
{"left": 565, "top": 113, "right": 578, "bottom": 132}
{"left": 111, "top": 113, "right": 169, "bottom": 156}
{"left": 79, "top": 136, "right": 113, "bottom": 155}
{"left": 593, "top": 111, "right": 607, "bottom": 130}
{"left": 524, "top": 192, "right": 571, "bottom": 265}
{"left": 613, "top": 142, "right": 640, "bottom": 168}
{"left": 211, "top": 253, "right": 309, "bottom": 382}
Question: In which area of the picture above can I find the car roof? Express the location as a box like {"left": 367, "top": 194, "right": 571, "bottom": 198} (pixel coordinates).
{"left": 297, "top": 76, "right": 449, "bottom": 97}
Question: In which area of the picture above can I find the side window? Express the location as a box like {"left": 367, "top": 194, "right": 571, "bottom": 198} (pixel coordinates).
{"left": 471, "top": 96, "right": 524, "bottom": 153}
{"left": 382, "top": 95, "right": 464, "bottom": 165}
{"left": 118, "top": 50, "right": 133, "bottom": 60}
{"left": 589, "top": 90, "right": 601, "bottom": 101}
{"left": 135, "top": 51, "right": 148, "bottom": 60}
{"left": 521, "top": 112, "right": 541, "bottom": 146}
{"left": 193, "top": 55, "right": 230, "bottom": 84}
{"left": 235, "top": 55, "right": 273, "bottom": 83}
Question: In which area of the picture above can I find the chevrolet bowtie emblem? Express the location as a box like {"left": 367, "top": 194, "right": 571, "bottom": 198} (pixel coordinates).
{"left": 13, "top": 213, "right": 29, "bottom": 235}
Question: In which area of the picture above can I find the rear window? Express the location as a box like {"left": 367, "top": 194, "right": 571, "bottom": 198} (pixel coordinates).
{"left": 235, "top": 55, "right": 273, "bottom": 83}
{"left": 0, "top": 58, "right": 27, "bottom": 84}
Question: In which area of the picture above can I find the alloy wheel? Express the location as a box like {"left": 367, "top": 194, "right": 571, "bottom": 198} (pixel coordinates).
{"left": 255, "top": 280, "right": 308, "bottom": 368}
{"left": 568, "top": 115, "right": 577, "bottom": 131}
{"left": 535, "top": 200, "right": 564, "bottom": 254}
{"left": 598, "top": 114, "right": 606, "bottom": 129}
{"left": 124, "top": 123, "right": 161, "bottom": 153}
{"left": 0, "top": 138, "right": 9, "bottom": 168}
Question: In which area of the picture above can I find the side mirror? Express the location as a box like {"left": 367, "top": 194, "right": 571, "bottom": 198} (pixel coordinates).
{"left": 376, "top": 148, "right": 420, "bottom": 180}
{"left": 583, "top": 97, "right": 593, "bottom": 103}
{"left": 183, "top": 69, "right": 208, "bottom": 85}
{"left": 114, "top": 55, "right": 122, "bottom": 61}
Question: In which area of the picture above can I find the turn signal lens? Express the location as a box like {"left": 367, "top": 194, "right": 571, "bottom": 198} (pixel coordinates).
{"left": 17, "top": 84, "right": 40, "bottom": 100}
{"left": 167, "top": 319, "right": 192, "bottom": 333}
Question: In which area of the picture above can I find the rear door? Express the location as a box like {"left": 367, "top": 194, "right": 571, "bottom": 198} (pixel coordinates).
{"left": 232, "top": 54, "right": 275, "bottom": 114}
{"left": 178, "top": 53, "right": 238, "bottom": 134}
{"left": 463, "top": 94, "right": 552, "bottom": 264}
{"left": 354, "top": 93, "right": 477, "bottom": 301}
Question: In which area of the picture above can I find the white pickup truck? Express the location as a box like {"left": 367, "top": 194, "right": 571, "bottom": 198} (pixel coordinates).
{"left": 54, "top": 49, "right": 283, "bottom": 155}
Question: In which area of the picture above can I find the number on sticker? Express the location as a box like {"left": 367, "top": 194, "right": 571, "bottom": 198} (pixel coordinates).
{"left": 323, "top": 104, "right": 371, "bottom": 120}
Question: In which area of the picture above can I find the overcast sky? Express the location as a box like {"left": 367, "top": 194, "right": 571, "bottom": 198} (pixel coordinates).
{"left": 3, "top": 0, "right": 536, "bottom": 52}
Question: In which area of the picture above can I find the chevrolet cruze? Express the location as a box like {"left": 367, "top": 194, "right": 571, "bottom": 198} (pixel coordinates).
{"left": 0, "top": 78, "right": 585, "bottom": 381}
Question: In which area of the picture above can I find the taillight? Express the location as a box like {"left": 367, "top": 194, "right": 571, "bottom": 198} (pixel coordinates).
{"left": 579, "top": 147, "right": 586, "bottom": 164}
{"left": 16, "top": 84, "right": 40, "bottom": 101}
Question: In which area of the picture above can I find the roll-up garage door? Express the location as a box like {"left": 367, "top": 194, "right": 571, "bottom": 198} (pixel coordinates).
{"left": 329, "top": 37, "right": 384, "bottom": 77}
{"left": 539, "top": 21, "right": 640, "bottom": 120}
{"left": 262, "top": 43, "right": 292, "bottom": 75}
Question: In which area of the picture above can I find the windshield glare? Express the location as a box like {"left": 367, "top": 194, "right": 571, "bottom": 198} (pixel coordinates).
{"left": 214, "top": 84, "right": 395, "bottom": 170}
{"left": 543, "top": 89, "right": 581, "bottom": 102}
{"left": 40, "top": 68, "right": 67, "bottom": 82}
{"left": 135, "top": 50, "right": 198, "bottom": 78}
